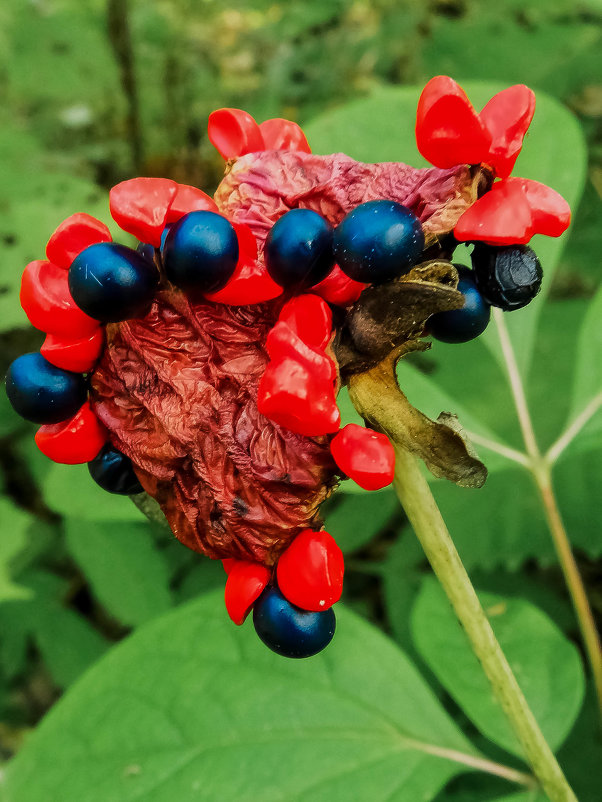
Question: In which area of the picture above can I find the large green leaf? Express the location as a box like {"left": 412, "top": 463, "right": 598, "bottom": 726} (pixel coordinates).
{"left": 0, "top": 499, "right": 35, "bottom": 601}
{"left": 0, "top": 570, "right": 108, "bottom": 688}
{"left": 478, "top": 791, "right": 549, "bottom": 802}
{"left": 556, "top": 684, "right": 602, "bottom": 802}
{"left": 2, "top": 591, "right": 524, "bottom": 802}
{"left": 305, "top": 85, "right": 426, "bottom": 164}
{"left": 411, "top": 578, "right": 585, "bottom": 758}
{"left": 322, "top": 490, "right": 399, "bottom": 552}
{"left": 65, "top": 519, "right": 172, "bottom": 627}
{"left": 565, "top": 285, "right": 602, "bottom": 442}
{"left": 382, "top": 532, "right": 426, "bottom": 655}
{"left": 43, "top": 463, "right": 144, "bottom": 523}
{"left": 432, "top": 444, "right": 602, "bottom": 571}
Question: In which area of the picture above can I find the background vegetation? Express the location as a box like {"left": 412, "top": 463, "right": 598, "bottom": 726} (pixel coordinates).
{"left": 0, "top": 1, "right": 600, "bottom": 800}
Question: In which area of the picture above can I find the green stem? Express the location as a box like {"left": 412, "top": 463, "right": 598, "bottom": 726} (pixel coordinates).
{"left": 349, "top": 362, "right": 578, "bottom": 802}
{"left": 392, "top": 446, "right": 576, "bottom": 802}
{"left": 534, "top": 463, "right": 602, "bottom": 718}
{"left": 492, "top": 308, "right": 602, "bottom": 717}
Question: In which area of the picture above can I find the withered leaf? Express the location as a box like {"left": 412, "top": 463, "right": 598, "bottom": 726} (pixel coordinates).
{"left": 336, "top": 261, "right": 464, "bottom": 375}
{"left": 348, "top": 349, "right": 487, "bottom": 488}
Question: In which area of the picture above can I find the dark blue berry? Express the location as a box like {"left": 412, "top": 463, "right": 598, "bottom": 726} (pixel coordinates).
{"left": 5, "top": 352, "right": 87, "bottom": 423}
{"left": 265, "top": 208, "right": 335, "bottom": 289}
{"left": 162, "top": 211, "right": 238, "bottom": 295}
{"left": 136, "top": 241, "right": 156, "bottom": 263}
{"left": 333, "top": 200, "right": 424, "bottom": 284}
{"left": 69, "top": 242, "right": 159, "bottom": 322}
{"left": 137, "top": 226, "right": 172, "bottom": 264}
{"left": 253, "top": 586, "right": 336, "bottom": 658}
{"left": 428, "top": 265, "right": 491, "bottom": 343}
{"left": 472, "top": 244, "right": 542, "bottom": 311}
{"left": 88, "top": 445, "right": 143, "bottom": 495}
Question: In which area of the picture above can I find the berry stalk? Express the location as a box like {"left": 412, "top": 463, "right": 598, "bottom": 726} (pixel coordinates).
{"left": 348, "top": 360, "right": 577, "bottom": 802}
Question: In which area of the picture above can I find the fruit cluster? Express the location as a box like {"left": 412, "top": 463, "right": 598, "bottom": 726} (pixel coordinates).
{"left": 4, "top": 77, "right": 570, "bottom": 659}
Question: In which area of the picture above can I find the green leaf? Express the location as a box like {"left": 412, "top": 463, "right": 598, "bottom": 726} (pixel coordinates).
{"left": 434, "top": 776, "right": 547, "bottom": 802}
{"left": 175, "top": 557, "right": 225, "bottom": 604}
{"left": 528, "top": 298, "right": 589, "bottom": 451}
{"left": 553, "top": 447, "right": 602, "bottom": 558}
{"left": 480, "top": 791, "right": 549, "bottom": 802}
{"left": 4, "top": 591, "right": 508, "bottom": 802}
{"left": 565, "top": 284, "right": 602, "bottom": 441}
{"left": 556, "top": 684, "right": 602, "bottom": 802}
{"left": 305, "top": 85, "right": 426, "bottom": 165}
{"left": 323, "top": 491, "right": 398, "bottom": 552}
{"left": 65, "top": 519, "right": 173, "bottom": 627}
{"left": 411, "top": 578, "right": 585, "bottom": 757}
{"left": 0, "top": 499, "right": 35, "bottom": 601}
{"left": 382, "top": 533, "right": 426, "bottom": 654}
{"left": 432, "top": 449, "right": 602, "bottom": 572}
{"left": 432, "top": 468, "right": 551, "bottom": 571}
{"left": 0, "top": 391, "right": 26, "bottom": 439}
{"left": 0, "top": 570, "right": 108, "bottom": 688}
{"left": 43, "top": 463, "right": 144, "bottom": 522}
{"left": 31, "top": 603, "right": 109, "bottom": 688}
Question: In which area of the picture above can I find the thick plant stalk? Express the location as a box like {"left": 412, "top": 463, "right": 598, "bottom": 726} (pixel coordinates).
{"left": 349, "top": 364, "right": 578, "bottom": 802}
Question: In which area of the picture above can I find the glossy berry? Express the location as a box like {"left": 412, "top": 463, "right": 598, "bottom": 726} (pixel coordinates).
{"left": 46, "top": 213, "right": 112, "bottom": 269}
{"left": 277, "top": 294, "right": 332, "bottom": 351}
{"left": 20, "top": 259, "right": 100, "bottom": 338}
{"left": 162, "top": 211, "right": 238, "bottom": 295}
{"left": 109, "top": 177, "right": 177, "bottom": 247}
{"left": 333, "top": 200, "right": 424, "bottom": 284}
{"left": 471, "top": 244, "right": 542, "bottom": 311}
{"left": 416, "top": 76, "right": 492, "bottom": 169}
{"left": 277, "top": 529, "right": 344, "bottom": 611}
{"left": 41, "top": 329, "right": 104, "bottom": 374}
{"left": 136, "top": 241, "right": 156, "bottom": 263}
{"left": 265, "top": 209, "right": 334, "bottom": 289}
{"left": 5, "top": 352, "right": 87, "bottom": 424}
{"left": 428, "top": 265, "right": 491, "bottom": 343}
{"left": 35, "top": 401, "right": 107, "bottom": 464}
{"left": 69, "top": 242, "right": 159, "bottom": 322}
{"left": 88, "top": 444, "right": 144, "bottom": 495}
{"left": 253, "top": 586, "right": 336, "bottom": 658}
{"left": 330, "top": 424, "right": 395, "bottom": 491}
{"left": 224, "top": 561, "right": 271, "bottom": 625}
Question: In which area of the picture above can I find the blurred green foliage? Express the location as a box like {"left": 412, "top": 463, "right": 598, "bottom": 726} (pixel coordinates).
{"left": 0, "top": 0, "right": 601, "bottom": 799}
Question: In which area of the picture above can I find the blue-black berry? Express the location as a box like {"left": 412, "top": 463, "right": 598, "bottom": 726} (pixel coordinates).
{"left": 428, "top": 265, "right": 490, "bottom": 343}
{"left": 5, "top": 352, "right": 88, "bottom": 423}
{"left": 88, "top": 445, "right": 143, "bottom": 495}
{"left": 136, "top": 241, "right": 156, "bottom": 263}
{"left": 69, "top": 242, "right": 159, "bottom": 322}
{"left": 253, "top": 586, "right": 336, "bottom": 658}
{"left": 471, "top": 244, "right": 542, "bottom": 311}
{"left": 162, "top": 211, "right": 238, "bottom": 294}
{"left": 333, "top": 200, "right": 424, "bottom": 284}
{"left": 265, "top": 208, "right": 335, "bottom": 289}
